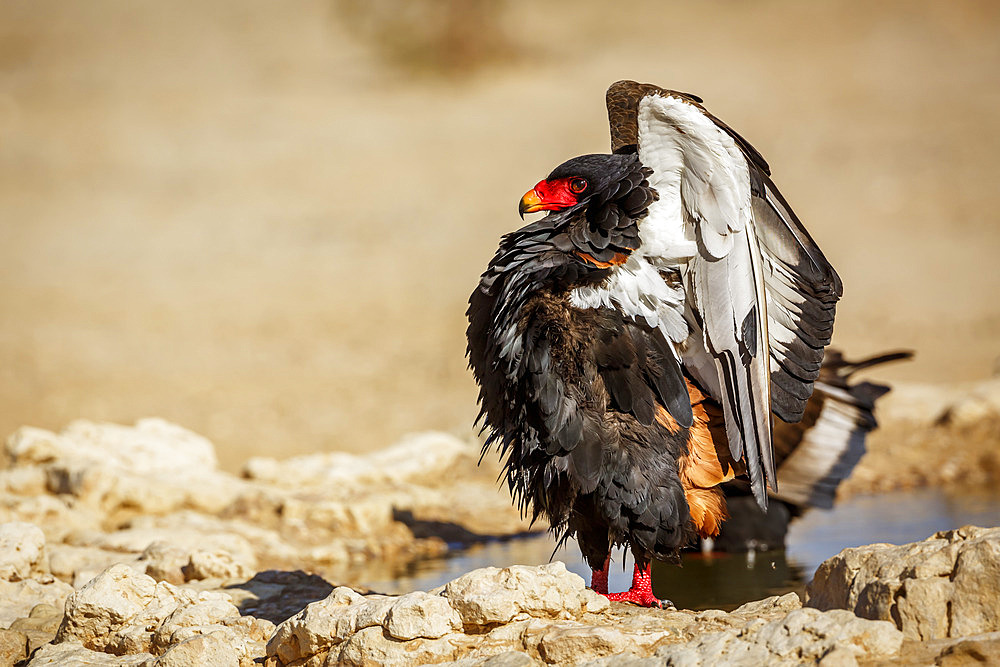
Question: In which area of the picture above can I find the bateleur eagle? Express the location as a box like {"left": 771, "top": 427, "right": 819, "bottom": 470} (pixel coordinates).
{"left": 467, "top": 81, "right": 843, "bottom": 608}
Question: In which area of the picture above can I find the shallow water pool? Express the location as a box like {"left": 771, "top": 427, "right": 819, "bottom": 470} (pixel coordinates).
{"left": 363, "top": 487, "right": 1000, "bottom": 610}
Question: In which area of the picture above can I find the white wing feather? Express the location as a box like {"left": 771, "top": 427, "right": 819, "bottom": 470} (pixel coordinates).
{"left": 592, "top": 82, "right": 841, "bottom": 507}
{"left": 636, "top": 93, "right": 776, "bottom": 506}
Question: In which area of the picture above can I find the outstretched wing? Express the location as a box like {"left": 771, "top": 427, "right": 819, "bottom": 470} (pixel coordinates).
{"left": 605, "top": 80, "right": 843, "bottom": 508}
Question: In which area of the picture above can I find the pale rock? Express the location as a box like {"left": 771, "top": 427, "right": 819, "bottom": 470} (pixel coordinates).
{"left": 873, "top": 383, "right": 960, "bottom": 425}
{"left": 265, "top": 587, "right": 366, "bottom": 666}
{"left": 44, "top": 463, "right": 243, "bottom": 516}
{"left": 894, "top": 577, "right": 951, "bottom": 639}
{"left": 267, "top": 586, "right": 467, "bottom": 666}
{"left": 278, "top": 496, "right": 395, "bottom": 535}
{"left": 342, "top": 595, "right": 397, "bottom": 636}
{"left": 367, "top": 432, "right": 473, "bottom": 484}
{"left": 243, "top": 432, "right": 471, "bottom": 488}
{"left": 0, "top": 628, "right": 28, "bottom": 666}
{"left": 49, "top": 543, "right": 130, "bottom": 583}
{"left": 751, "top": 608, "right": 902, "bottom": 661}
{"left": 8, "top": 419, "right": 217, "bottom": 472}
{"left": 479, "top": 652, "right": 539, "bottom": 667}
{"left": 243, "top": 452, "right": 364, "bottom": 486}
{"left": 153, "top": 619, "right": 271, "bottom": 666}
{"left": 142, "top": 632, "right": 240, "bottom": 667}
{"left": 0, "top": 418, "right": 530, "bottom": 600}
{"left": 54, "top": 563, "right": 242, "bottom": 656}
{"left": 730, "top": 592, "right": 802, "bottom": 616}
{"left": 444, "top": 562, "right": 601, "bottom": 628}
{"left": 580, "top": 656, "right": 658, "bottom": 667}
{"left": 807, "top": 525, "right": 1000, "bottom": 640}
{"left": 140, "top": 541, "right": 190, "bottom": 584}
{"left": 384, "top": 591, "right": 462, "bottom": 640}
{"left": 85, "top": 513, "right": 260, "bottom": 567}
{"left": 182, "top": 550, "right": 254, "bottom": 582}
{"left": 936, "top": 379, "right": 1000, "bottom": 425}
{"left": 653, "top": 608, "right": 902, "bottom": 666}
{"left": 933, "top": 634, "right": 1000, "bottom": 666}
{"left": 223, "top": 614, "right": 277, "bottom": 661}
{"left": 4, "top": 427, "right": 69, "bottom": 466}
{"left": 0, "top": 465, "right": 47, "bottom": 495}
{"left": 816, "top": 646, "right": 861, "bottom": 666}
{"left": 0, "top": 577, "right": 74, "bottom": 629}
{"left": 655, "top": 628, "right": 771, "bottom": 666}
{"left": 537, "top": 622, "right": 671, "bottom": 664}
{"left": 479, "top": 619, "right": 532, "bottom": 644}
{"left": 26, "top": 641, "right": 154, "bottom": 666}
{"left": 8, "top": 420, "right": 246, "bottom": 516}
{"left": 55, "top": 563, "right": 159, "bottom": 651}
{"left": 151, "top": 598, "right": 242, "bottom": 651}
{"left": 0, "top": 521, "right": 47, "bottom": 581}
{"left": 9, "top": 603, "right": 65, "bottom": 653}
{"left": 335, "top": 626, "right": 469, "bottom": 667}
{"left": 0, "top": 495, "right": 98, "bottom": 542}
{"left": 258, "top": 562, "right": 909, "bottom": 667}
{"left": 401, "top": 480, "right": 539, "bottom": 542}
{"left": 950, "top": 534, "right": 1000, "bottom": 637}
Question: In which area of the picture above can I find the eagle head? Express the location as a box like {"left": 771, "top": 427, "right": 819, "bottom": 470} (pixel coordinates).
{"left": 519, "top": 154, "right": 651, "bottom": 219}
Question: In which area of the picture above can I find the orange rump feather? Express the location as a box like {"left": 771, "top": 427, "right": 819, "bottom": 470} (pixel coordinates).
{"left": 664, "top": 379, "right": 741, "bottom": 538}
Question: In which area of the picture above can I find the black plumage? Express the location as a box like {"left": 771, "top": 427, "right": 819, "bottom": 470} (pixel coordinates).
{"left": 467, "top": 154, "right": 699, "bottom": 570}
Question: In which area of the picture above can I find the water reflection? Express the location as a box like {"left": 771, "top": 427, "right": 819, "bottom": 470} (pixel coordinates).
{"left": 651, "top": 551, "right": 805, "bottom": 611}
{"left": 363, "top": 487, "right": 1000, "bottom": 608}
{"left": 786, "top": 486, "right": 1000, "bottom": 580}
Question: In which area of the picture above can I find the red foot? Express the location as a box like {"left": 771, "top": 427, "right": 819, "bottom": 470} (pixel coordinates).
{"left": 590, "top": 560, "right": 673, "bottom": 609}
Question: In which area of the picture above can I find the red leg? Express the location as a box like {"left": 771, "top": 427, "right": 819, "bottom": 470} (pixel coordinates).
{"left": 593, "top": 561, "right": 672, "bottom": 609}
{"left": 590, "top": 557, "right": 610, "bottom": 595}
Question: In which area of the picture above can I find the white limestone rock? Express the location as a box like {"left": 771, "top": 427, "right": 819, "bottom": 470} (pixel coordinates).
{"left": 27, "top": 641, "right": 154, "bottom": 666}
{"left": 807, "top": 525, "right": 1000, "bottom": 640}
{"left": 243, "top": 431, "right": 472, "bottom": 488}
{"left": 0, "top": 521, "right": 48, "bottom": 581}
{"left": 0, "top": 578, "right": 74, "bottom": 630}
{"left": 443, "top": 562, "right": 608, "bottom": 628}
{"left": 141, "top": 632, "right": 240, "bottom": 667}
{"left": 54, "top": 563, "right": 245, "bottom": 656}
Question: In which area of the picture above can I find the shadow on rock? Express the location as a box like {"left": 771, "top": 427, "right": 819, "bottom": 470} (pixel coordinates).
{"left": 225, "top": 570, "right": 335, "bottom": 624}
{"left": 393, "top": 507, "right": 538, "bottom": 546}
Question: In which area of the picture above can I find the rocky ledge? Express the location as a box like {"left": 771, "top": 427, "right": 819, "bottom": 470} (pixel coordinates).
{"left": 0, "top": 419, "right": 534, "bottom": 592}
{"left": 1, "top": 519, "right": 999, "bottom": 665}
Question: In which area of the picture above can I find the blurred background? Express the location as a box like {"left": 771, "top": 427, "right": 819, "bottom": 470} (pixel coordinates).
{"left": 2, "top": 0, "right": 999, "bottom": 471}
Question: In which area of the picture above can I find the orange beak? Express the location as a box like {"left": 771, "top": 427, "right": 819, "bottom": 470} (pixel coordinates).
{"left": 518, "top": 189, "right": 544, "bottom": 219}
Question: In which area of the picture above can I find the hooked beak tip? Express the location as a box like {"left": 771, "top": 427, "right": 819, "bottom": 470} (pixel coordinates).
{"left": 519, "top": 188, "right": 544, "bottom": 219}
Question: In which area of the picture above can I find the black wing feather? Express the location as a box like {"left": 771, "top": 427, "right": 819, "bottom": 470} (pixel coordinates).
{"left": 593, "top": 319, "right": 693, "bottom": 429}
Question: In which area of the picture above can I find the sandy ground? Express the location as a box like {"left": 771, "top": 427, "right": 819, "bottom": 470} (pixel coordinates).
{"left": 1, "top": 0, "right": 999, "bottom": 470}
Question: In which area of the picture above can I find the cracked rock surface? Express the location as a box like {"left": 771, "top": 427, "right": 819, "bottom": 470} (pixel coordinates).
{"left": 807, "top": 525, "right": 1000, "bottom": 641}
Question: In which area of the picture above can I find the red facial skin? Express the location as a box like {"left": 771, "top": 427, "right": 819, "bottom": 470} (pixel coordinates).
{"left": 519, "top": 177, "right": 588, "bottom": 216}
{"left": 531, "top": 178, "right": 582, "bottom": 210}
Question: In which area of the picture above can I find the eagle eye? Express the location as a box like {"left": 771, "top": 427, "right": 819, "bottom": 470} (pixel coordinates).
{"left": 569, "top": 178, "right": 588, "bottom": 194}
